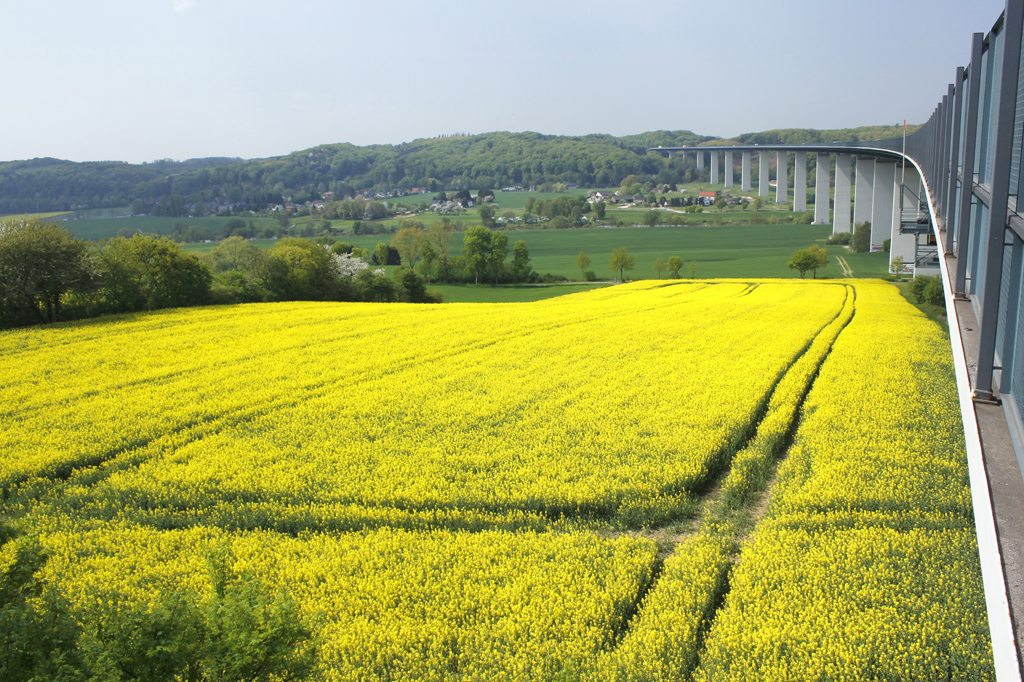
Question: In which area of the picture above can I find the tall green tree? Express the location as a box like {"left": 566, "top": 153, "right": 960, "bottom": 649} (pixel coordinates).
{"left": 608, "top": 247, "right": 636, "bottom": 282}
{"left": 425, "top": 221, "right": 454, "bottom": 283}
{"left": 653, "top": 256, "right": 666, "bottom": 279}
{"left": 93, "top": 236, "right": 211, "bottom": 312}
{"left": 463, "top": 225, "right": 491, "bottom": 285}
{"left": 667, "top": 256, "right": 684, "bottom": 279}
{"left": 478, "top": 204, "right": 495, "bottom": 228}
{"left": 787, "top": 245, "right": 829, "bottom": 279}
{"left": 372, "top": 242, "right": 391, "bottom": 267}
{"left": 852, "top": 221, "right": 871, "bottom": 253}
{"left": 0, "top": 218, "right": 92, "bottom": 327}
{"left": 391, "top": 226, "right": 425, "bottom": 268}
{"left": 576, "top": 251, "right": 592, "bottom": 281}
{"left": 486, "top": 231, "right": 509, "bottom": 286}
{"left": 511, "top": 240, "right": 531, "bottom": 282}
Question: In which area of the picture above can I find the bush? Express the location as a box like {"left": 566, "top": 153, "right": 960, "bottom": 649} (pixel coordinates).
{"left": 826, "top": 232, "right": 851, "bottom": 246}
{"left": 852, "top": 221, "right": 871, "bottom": 253}
{"left": 910, "top": 275, "right": 946, "bottom": 308}
{"left": 583, "top": 270, "right": 597, "bottom": 282}
{"left": 883, "top": 239, "right": 891, "bottom": 253}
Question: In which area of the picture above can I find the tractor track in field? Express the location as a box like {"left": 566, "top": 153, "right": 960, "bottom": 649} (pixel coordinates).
{"left": 605, "top": 284, "right": 858, "bottom": 671}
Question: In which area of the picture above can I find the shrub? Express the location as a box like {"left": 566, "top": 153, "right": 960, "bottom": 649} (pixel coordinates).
{"left": 910, "top": 275, "right": 946, "bottom": 308}
{"left": 852, "top": 221, "right": 871, "bottom": 252}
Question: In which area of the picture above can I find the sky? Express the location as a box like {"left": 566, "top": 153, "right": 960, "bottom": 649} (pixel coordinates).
{"left": 0, "top": 0, "right": 1008, "bottom": 164}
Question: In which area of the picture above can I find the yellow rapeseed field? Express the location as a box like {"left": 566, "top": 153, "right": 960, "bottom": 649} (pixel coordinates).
{"left": 0, "top": 279, "right": 993, "bottom": 680}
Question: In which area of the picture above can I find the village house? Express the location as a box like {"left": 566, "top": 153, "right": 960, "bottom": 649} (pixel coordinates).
{"left": 697, "top": 191, "right": 718, "bottom": 207}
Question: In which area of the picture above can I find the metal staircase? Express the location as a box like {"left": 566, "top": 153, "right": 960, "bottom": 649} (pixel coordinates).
{"left": 898, "top": 185, "right": 932, "bottom": 235}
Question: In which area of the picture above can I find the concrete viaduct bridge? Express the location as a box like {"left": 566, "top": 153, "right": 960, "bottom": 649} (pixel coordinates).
{"left": 649, "top": 144, "right": 936, "bottom": 275}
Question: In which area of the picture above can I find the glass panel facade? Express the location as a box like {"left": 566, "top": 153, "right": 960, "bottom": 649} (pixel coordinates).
{"left": 976, "top": 48, "right": 991, "bottom": 180}
{"left": 980, "top": 30, "right": 1003, "bottom": 188}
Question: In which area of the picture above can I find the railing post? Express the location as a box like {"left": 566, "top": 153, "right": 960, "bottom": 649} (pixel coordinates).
{"left": 945, "top": 67, "right": 966, "bottom": 254}
{"left": 955, "top": 34, "right": 986, "bottom": 298}
{"left": 975, "top": 0, "right": 1024, "bottom": 401}
{"left": 940, "top": 86, "right": 955, "bottom": 214}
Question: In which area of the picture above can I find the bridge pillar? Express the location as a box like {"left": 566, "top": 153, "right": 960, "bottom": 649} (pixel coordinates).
{"left": 853, "top": 157, "right": 874, "bottom": 228}
{"left": 793, "top": 152, "right": 806, "bottom": 212}
{"left": 742, "top": 152, "right": 752, "bottom": 191}
{"left": 759, "top": 152, "right": 769, "bottom": 197}
{"left": 833, "top": 154, "right": 852, "bottom": 233}
{"left": 871, "top": 160, "right": 897, "bottom": 249}
{"left": 814, "top": 153, "right": 830, "bottom": 224}
{"left": 724, "top": 151, "right": 734, "bottom": 188}
{"left": 776, "top": 151, "right": 788, "bottom": 204}
{"left": 696, "top": 151, "right": 704, "bottom": 170}
{"left": 890, "top": 164, "right": 920, "bottom": 272}
{"left": 668, "top": 151, "right": 675, "bottom": 159}
{"left": 711, "top": 151, "right": 719, "bottom": 185}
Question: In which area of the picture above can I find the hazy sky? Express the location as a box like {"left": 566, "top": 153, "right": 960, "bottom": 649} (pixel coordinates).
{"left": 0, "top": 0, "right": 1008, "bottom": 163}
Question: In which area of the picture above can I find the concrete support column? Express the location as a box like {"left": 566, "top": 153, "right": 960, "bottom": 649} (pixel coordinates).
{"left": 889, "top": 165, "right": 920, "bottom": 271}
{"left": 710, "top": 151, "right": 719, "bottom": 185}
{"left": 776, "top": 151, "right": 788, "bottom": 204}
{"left": 793, "top": 153, "right": 806, "bottom": 212}
{"left": 814, "top": 153, "right": 830, "bottom": 224}
{"left": 871, "top": 160, "right": 897, "bottom": 249}
{"left": 833, "top": 154, "right": 852, "bottom": 233}
{"left": 696, "top": 152, "right": 704, "bottom": 170}
{"left": 759, "top": 152, "right": 769, "bottom": 197}
{"left": 668, "top": 151, "right": 675, "bottom": 159}
{"left": 724, "top": 151, "right": 734, "bottom": 188}
{"left": 742, "top": 152, "right": 752, "bottom": 191}
{"left": 853, "top": 157, "right": 874, "bottom": 227}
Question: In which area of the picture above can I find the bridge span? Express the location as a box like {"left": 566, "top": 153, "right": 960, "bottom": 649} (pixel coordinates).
{"left": 649, "top": 144, "right": 938, "bottom": 276}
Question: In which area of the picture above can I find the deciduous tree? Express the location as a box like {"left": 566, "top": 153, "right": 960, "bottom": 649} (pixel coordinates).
{"left": 0, "top": 218, "right": 92, "bottom": 326}
{"left": 487, "top": 231, "right": 509, "bottom": 286}
{"left": 512, "top": 240, "right": 532, "bottom": 283}
{"left": 576, "top": 251, "right": 592, "bottom": 281}
{"left": 787, "top": 245, "right": 829, "bottom": 278}
{"left": 653, "top": 256, "right": 666, "bottom": 279}
{"left": 391, "top": 226, "right": 425, "bottom": 268}
{"left": 425, "top": 221, "right": 454, "bottom": 283}
{"left": 608, "top": 247, "right": 636, "bottom": 282}
{"left": 667, "top": 256, "right": 683, "bottom": 279}
{"left": 463, "top": 225, "right": 491, "bottom": 285}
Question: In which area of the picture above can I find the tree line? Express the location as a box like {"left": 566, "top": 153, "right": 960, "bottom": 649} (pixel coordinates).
{"left": 0, "top": 218, "right": 442, "bottom": 331}
{"left": 0, "top": 126, "right": 911, "bottom": 215}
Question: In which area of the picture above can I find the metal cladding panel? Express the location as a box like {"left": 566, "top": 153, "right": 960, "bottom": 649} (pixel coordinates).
{"left": 976, "top": 49, "right": 991, "bottom": 180}
{"left": 960, "top": 71, "right": 971, "bottom": 165}
{"left": 972, "top": 202, "right": 990, "bottom": 297}
{"left": 1016, "top": 24, "right": 1024, "bottom": 203}
{"left": 1012, "top": 235, "right": 1024, "bottom": 411}
{"left": 981, "top": 30, "right": 1004, "bottom": 188}
{"left": 953, "top": 182, "right": 963, "bottom": 247}
{"left": 1013, "top": 27, "right": 1024, "bottom": 198}
{"left": 998, "top": 240, "right": 1014, "bottom": 358}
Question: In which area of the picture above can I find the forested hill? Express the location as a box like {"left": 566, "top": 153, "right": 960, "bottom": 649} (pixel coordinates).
{"left": 0, "top": 126, "right": 912, "bottom": 214}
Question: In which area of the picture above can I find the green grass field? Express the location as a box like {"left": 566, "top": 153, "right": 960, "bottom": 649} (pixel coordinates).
{"left": 341, "top": 224, "right": 888, "bottom": 281}
{"left": 177, "top": 224, "right": 887, "bottom": 282}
